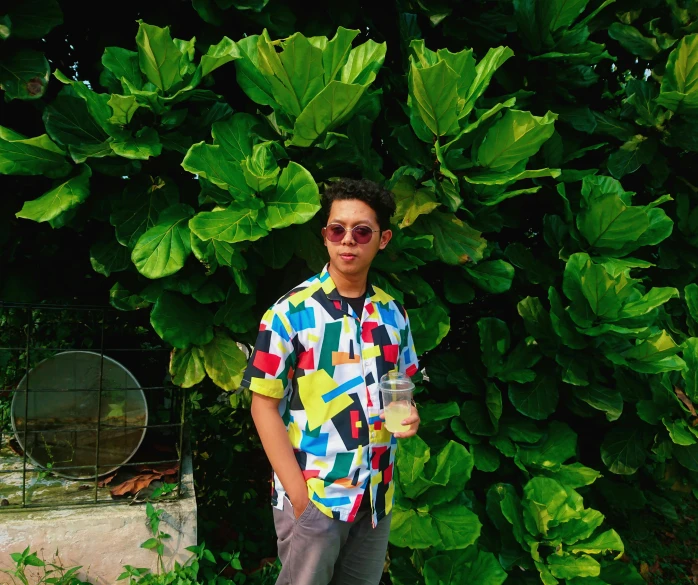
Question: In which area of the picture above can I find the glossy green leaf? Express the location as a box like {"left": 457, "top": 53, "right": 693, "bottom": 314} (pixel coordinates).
{"left": 340, "top": 39, "right": 386, "bottom": 86}
{"left": 135, "top": 21, "right": 183, "bottom": 92}
{"left": 461, "top": 46, "right": 514, "bottom": 119}
{"left": 392, "top": 175, "right": 440, "bottom": 228}
{"left": 509, "top": 374, "right": 559, "bottom": 420}
{"left": 107, "top": 95, "right": 140, "bottom": 125}
{"left": 131, "top": 204, "right": 193, "bottom": 279}
{"left": 170, "top": 346, "right": 206, "bottom": 388}
{"left": 323, "top": 27, "right": 360, "bottom": 84}
{"left": 608, "top": 23, "right": 660, "bottom": 61}
{"left": 0, "top": 126, "right": 71, "bottom": 177}
{"left": 90, "top": 238, "right": 130, "bottom": 277}
{"left": 291, "top": 81, "right": 366, "bottom": 147}
{"left": 189, "top": 205, "right": 268, "bottom": 243}
{"left": 0, "top": 49, "right": 50, "bottom": 100}
{"left": 658, "top": 33, "right": 698, "bottom": 114}
{"left": 600, "top": 427, "right": 648, "bottom": 475}
{"left": 516, "top": 421, "right": 577, "bottom": 470}
{"left": 477, "top": 110, "right": 557, "bottom": 173}
{"left": 111, "top": 127, "right": 162, "bottom": 160}
{"left": 202, "top": 330, "right": 247, "bottom": 391}
{"left": 150, "top": 291, "right": 214, "bottom": 349}
{"left": 211, "top": 113, "right": 258, "bottom": 163}
{"left": 102, "top": 47, "right": 143, "bottom": 90}
{"left": 200, "top": 36, "right": 241, "bottom": 77}
{"left": 110, "top": 176, "right": 179, "bottom": 248}
{"left": 410, "top": 303, "right": 450, "bottom": 355}
{"left": 16, "top": 165, "right": 90, "bottom": 222}
{"left": 547, "top": 553, "right": 601, "bottom": 579}
{"left": 182, "top": 142, "right": 251, "bottom": 192}
{"left": 465, "top": 260, "right": 515, "bottom": 294}
{"left": 43, "top": 91, "right": 109, "bottom": 148}
{"left": 411, "top": 211, "right": 487, "bottom": 265}
{"left": 409, "top": 59, "right": 460, "bottom": 137}
{"left": 682, "top": 338, "right": 698, "bottom": 402}
{"left": 109, "top": 282, "right": 150, "bottom": 311}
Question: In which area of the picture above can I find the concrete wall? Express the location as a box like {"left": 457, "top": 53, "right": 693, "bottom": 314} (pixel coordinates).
{"left": 0, "top": 453, "right": 197, "bottom": 584}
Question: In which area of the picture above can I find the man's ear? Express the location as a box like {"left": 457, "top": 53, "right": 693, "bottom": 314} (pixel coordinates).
{"left": 379, "top": 229, "right": 392, "bottom": 250}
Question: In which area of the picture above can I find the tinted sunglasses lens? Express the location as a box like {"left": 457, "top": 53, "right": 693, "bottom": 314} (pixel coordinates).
{"left": 353, "top": 226, "right": 373, "bottom": 244}
{"left": 326, "top": 225, "right": 346, "bottom": 242}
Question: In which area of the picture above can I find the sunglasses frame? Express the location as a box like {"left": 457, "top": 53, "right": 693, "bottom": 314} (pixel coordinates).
{"left": 322, "top": 223, "right": 381, "bottom": 244}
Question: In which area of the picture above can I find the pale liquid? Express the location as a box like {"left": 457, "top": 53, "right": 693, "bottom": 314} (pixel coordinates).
{"left": 384, "top": 402, "right": 412, "bottom": 433}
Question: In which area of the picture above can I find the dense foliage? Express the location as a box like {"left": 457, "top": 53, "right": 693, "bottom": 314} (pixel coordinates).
{"left": 3, "top": 0, "right": 698, "bottom": 583}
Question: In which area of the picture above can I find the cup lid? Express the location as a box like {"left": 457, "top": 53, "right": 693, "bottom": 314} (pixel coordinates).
{"left": 379, "top": 371, "right": 414, "bottom": 391}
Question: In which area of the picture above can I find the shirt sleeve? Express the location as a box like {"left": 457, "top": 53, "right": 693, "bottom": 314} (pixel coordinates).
{"left": 240, "top": 306, "right": 296, "bottom": 399}
{"left": 399, "top": 310, "right": 419, "bottom": 378}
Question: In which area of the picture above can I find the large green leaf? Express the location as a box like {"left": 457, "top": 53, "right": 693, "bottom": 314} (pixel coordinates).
{"left": 189, "top": 205, "right": 268, "bottom": 243}
{"left": 409, "top": 59, "right": 460, "bottom": 137}
{"left": 608, "top": 23, "right": 660, "bottom": 61}
{"left": 170, "top": 346, "right": 206, "bottom": 388}
{"left": 430, "top": 502, "right": 482, "bottom": 550}
{"left": 547, "top": 553, "right": 601, "bottom": 579}
{"left": 200, "top": 36, "right": 241, "bottom": 77}
{"left": 477, "top": 110, "right": 557, "bottom": 172}
{"left": 202, "top": 330, "right": 247, "bottom": 391}
{"left": 102, "top": 47, "right": 143, "bottom": 90}
{"left": 577, "top": 193, "right": 649, "bottom": 251}
{"left": 461, "top": 46, "right": 514, "bottom": 119}
{"left": 411, "top": 211, "right": 487, "bottom": 265}
{"left": 90, "top": 238, "right": 130, "bottom": 277}
{"left": 132, "top": 203, "right": 193, "bottom": 279}
{"left": 465, "top": 260, "right": 515, "bottom": 294}
{"left": 111, "top": 127, "right": 162, "bottom": 160}
{"left": 0, "top": 127, "right": 71, "bottom": 177}
{"left": 509, "top": 374, "right": 559, "bottom": 420}
{"left": 5, "top": 0, "right": 62, "bottom": 39}
{"left": 0, "top": 49, "right": 50, "bottom": 100}
{"left": 234, "top": 35, "right": 277, "bottom": 108}
{"left": 600, "top": 427, "right": 648, "bottom": 475}
{"left": 16, "top": 165, "right": 91, "bottom": 222}
{"left": 43, "top": 91, "right": 109, "bottom": 148}
{"left": 389, "top": 505, "right": 441, "bottom": 549}
{"left": 182, "top": 142, "right": 251, "bottom": 192}
{"left": 658, "top": 33, "right": 698, "bottom": 114}
{"left": 322, "top": 27, "right": 360, "bottom": 84}
{"left": 290, "top": 81, "right": 366, "bottom": 147}
{"left": 257, "top": 30, "right": 324, "bottom": 116}
{"left": 261, "top": 162, "right": 320, "bottom": 229}
{"left": 683, "top": 338, "right": 698, "bottom": 402}
{"left": 211, "top": 113, "right": 258, "bottom": 163}
{"left": 110, "top": 176, "right": 179, "bottom": 248}
{"left": 340, "top": 39, "right": 386, "bottom": 86}
{"left": 410, "top": 303, "right": 450, "bottom": 355}
{"left": 391, "top": 176, "right": 440, "bottom": 229}
{"left": 515, "top": 421, "right": 577, "bottom": 470}
{"left": 135, "top": 21, "right": 183, "bottom": 92}
{"left": 150, "top": 291, "right": 214, "bottom": 349}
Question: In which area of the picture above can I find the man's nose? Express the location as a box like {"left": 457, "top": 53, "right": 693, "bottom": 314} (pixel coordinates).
{"left": 342, "top": 229, "right": 356, "bottom": 245}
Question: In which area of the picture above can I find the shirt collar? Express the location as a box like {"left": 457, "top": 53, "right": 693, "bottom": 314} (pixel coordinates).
{"left": 320, "top": 263, "right": 376, "bottom": 306}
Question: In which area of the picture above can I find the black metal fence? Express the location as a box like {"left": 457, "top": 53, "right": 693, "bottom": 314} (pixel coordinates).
{"left": 0, "top": 302, "right": 186, "bottom": 509}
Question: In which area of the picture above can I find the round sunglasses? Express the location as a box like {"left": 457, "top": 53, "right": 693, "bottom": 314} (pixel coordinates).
{"left": 322, "top": 224, "right": 380, "bottom": 244}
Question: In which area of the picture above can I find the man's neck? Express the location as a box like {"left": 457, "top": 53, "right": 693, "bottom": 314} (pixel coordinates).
{"left": 328, "top": 264, "right": 368, "bottom": 298}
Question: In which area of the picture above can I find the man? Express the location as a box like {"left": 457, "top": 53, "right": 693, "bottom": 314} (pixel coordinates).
{"left": 241, "top": 178, "right": 420, "bottom": 585}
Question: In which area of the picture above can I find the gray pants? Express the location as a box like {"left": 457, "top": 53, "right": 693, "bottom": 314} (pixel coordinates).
{"left": 272, "top": 499, "right": 392, "bottom": 585}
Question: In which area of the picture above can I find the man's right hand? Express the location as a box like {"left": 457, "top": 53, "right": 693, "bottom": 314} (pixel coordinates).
{"left": 292, "top": 494, "right": 311, "bottom": 520}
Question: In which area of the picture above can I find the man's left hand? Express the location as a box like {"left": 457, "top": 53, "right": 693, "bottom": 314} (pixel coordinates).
{"left": 380, "top": 405, "right": 420, "bottom": 439}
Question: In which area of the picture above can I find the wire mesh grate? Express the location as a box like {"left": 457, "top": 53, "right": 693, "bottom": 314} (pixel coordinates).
{"left": 0, "top": 301, "right": 186, "bottom": 509}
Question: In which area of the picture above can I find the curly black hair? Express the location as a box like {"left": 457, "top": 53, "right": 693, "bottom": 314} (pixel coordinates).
{"left": 322, "top": 178, "right": 396, "bottom": 231}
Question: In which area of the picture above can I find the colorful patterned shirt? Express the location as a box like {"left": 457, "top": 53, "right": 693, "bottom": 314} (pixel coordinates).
{"left": 241, "top": 264, "right": 419, "bottom": 527}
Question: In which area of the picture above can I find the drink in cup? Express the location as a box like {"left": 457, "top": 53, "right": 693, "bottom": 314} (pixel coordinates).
{"left": 380, "top": 371, "right": 414, "bottom": 433}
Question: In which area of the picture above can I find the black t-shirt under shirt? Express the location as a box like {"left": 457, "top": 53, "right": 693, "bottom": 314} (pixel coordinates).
{"left": 341, "top": 293, "right": 366, "bottom": 319}
{"left": 340, "top": 293, "right": 371, "bottom": 511}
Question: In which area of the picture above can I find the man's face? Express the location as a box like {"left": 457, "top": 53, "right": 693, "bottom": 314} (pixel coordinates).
{"left": 323, "top": 199, "right": 392, "bottom": 278}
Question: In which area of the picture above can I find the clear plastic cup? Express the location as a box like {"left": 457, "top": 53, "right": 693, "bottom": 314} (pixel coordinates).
{"left": 379, "top": 371, "right": 414, "bottom": 433}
